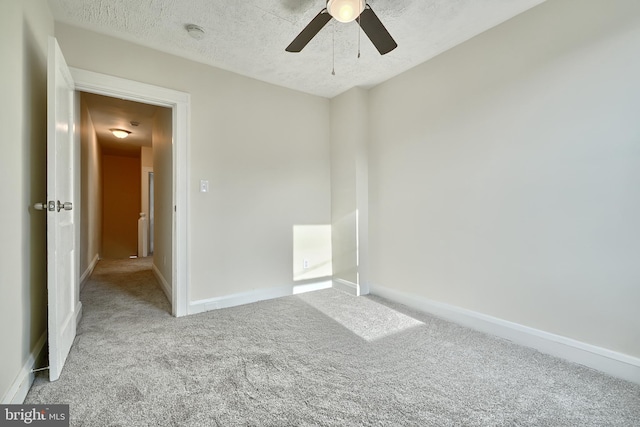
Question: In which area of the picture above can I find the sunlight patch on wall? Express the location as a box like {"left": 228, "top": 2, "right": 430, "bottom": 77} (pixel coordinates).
{"left": 293, "top": 225, "right": 332, "bottom": 282}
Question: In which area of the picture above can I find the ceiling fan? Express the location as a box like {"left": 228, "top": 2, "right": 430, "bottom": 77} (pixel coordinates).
{"left": 286, "top": 0, "right": 397, "bottom": 55}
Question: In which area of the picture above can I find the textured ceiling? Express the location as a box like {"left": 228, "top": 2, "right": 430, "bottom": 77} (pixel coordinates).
{"left": 82, "top": 92, "right": 165, "bottom": 157}
{"left": 49, "top": 0, "right": 546, "bottom": 98}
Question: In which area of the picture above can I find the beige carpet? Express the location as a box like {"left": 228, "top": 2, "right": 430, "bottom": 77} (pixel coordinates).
{"left": 26, "top": 258, "right": 640, "bottom": 426}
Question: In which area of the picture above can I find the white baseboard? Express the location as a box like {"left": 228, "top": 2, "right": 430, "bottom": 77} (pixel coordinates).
{"left": 189, "top": 285, "right": 292, "bottom": 315}
{"left": 188, "top": 280, "right": 331, "bottom": 315}
{"left": 152, "top": 263, "right": 171, "bottom": 302}
{"left": 293, "top": 280, "right": 332, "bottom": 295}
{"left": 369, "top": 284, "right": 640, "bottom": 385}
{"left": 332, "top": 278, "right": 358, "bottom": 296}
{"left": 79, "top": 254, "right": 99, "bottom": 291}
{"left": 2, "top": 333, "right": 47, "bottom": 404}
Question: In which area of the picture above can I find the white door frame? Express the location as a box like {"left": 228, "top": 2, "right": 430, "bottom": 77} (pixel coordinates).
{"left": 71, "top": 68, "right": 190, "bottom": 317}
{"left": 141, "top": 166, "right": 154, "bottom": 254}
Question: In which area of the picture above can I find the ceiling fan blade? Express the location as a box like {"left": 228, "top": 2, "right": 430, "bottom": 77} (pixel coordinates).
{"left": 286, "top": 10, "right": 333, "bottom": 53}
{"left": 358, "top": 6, "right": 397, "bottom": 55}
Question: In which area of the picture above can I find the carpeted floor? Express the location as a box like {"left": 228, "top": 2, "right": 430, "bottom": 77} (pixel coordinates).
{"left": 26, "top": 258, "right": 640, "bottom": 426}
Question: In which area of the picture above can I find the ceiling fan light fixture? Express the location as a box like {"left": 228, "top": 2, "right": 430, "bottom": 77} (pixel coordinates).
{"left": 327, "top": 0, "right": 365, "bottom": 23}
{"left": 285, "top": 1, "right": 396, "bottom": 55}
{"left": 110, "top": 128, "right": 131, "bottom": 139}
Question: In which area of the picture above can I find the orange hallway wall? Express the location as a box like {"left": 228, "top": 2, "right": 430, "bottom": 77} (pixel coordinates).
{"left": 102, "top": 154, "right": 141, "bottom": 258}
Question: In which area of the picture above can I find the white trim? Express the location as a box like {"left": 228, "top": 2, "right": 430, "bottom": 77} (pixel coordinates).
{"left": 141, "top": 166, "right": 153, "bottom": 216}
{"left": 190, "top": 285, "right": 294, "bottom": 315}
{"left": 173, "top": 96, "right": 190, "bottom": 318}
{"left": 152, "top": 263, "right": 172, "bottom": 303}
{"left": 333, "top": 278, "right": 358, "bottom": 296}
{"left": 79, "top": 254, "right": 99, "bottom": 291}
{"left": 1, "top": 333, "right": 47, "bottom": 404}
{"left": 141, "top": 166, "right": 153, "bottom": 255}
{"left": 369, "top": 284, "right": 640, "bottom": 385}
{"left": 190, "top": 280, "right": 333, "bottom": 315}
{"left": 69, "top": 68, "right": 190, "bottom": 106}
{"left": 293, "top": 280, "right": 333, "bottom": 295}
{"left": 70, "top": 67, "right": 190, "bottom": 318}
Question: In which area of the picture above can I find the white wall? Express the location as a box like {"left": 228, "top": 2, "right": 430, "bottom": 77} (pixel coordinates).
{"left": 368, "top": 0, "right": 640, "bottom": 358}
{"left": 330, "top": 88, "right": 369, "bottom": 291}
{"left": 0, "top": 0, "right": 52, "bottom": 402}
{"left": 80, "top": 100, "right": 102, "bottom": 279}
{"left": 292, "top": 225, "right": 332, "bottom": 282}
{"left": 54, "top": 24, "right": 331, "bottom": 302}
{"left": 152, "top": 108, "right": 173, "bottom": 287}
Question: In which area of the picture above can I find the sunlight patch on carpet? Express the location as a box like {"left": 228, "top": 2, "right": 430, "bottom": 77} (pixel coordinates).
{"left": 297, "top": 290, "right": 423, "bottom": 341}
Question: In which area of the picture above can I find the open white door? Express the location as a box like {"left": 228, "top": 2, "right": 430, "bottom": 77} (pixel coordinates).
{"left": 45, "top": 37, "right": 80, "bottom": 381}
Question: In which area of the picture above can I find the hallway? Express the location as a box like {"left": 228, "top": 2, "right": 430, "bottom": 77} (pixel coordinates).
{"left": 78, "top": 257, "right": 170, "bottom": 317}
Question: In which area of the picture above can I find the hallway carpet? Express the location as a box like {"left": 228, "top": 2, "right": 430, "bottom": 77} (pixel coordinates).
{"left": 26, "top": 258, "right": 640, "bottom": 426}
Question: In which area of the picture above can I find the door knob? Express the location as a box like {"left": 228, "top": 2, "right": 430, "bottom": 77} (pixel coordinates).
{"left": 33, "top": 201, "right": 72, "bottom": 212}
{"left": 57, "top": 201, "right": 72, "bottom": 212}
{"left": 33, "top": 201, "right": 57, "bottom": 212}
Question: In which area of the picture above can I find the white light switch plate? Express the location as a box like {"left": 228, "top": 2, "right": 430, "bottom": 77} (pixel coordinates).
{"left": 200, "top": 180, "right": 209, "bottom": 193}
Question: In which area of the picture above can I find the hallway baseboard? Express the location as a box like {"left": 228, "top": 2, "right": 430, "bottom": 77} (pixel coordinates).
{"left": 80, "top": 254, "right": 99, "bottom": 291}
{"left": 152, "top": 263, "right": 171, "bottom": 302}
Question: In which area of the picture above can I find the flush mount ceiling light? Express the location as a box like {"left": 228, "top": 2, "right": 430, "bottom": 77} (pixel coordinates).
{"left": 327, "top": 0, "right": 365, "bottom": 23}
{"left": 186, "top": 24, "right": 205, "bottom": 40}
{"left": 110, "top": 129, "right": 131, "bottom": 139}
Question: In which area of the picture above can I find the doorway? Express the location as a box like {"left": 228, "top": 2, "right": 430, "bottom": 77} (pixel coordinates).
{"left": 80, "top": 91, "right": 166, "bottom": 262}
{"left": 72, "top": 68, "right": 189, "bottom": 317}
